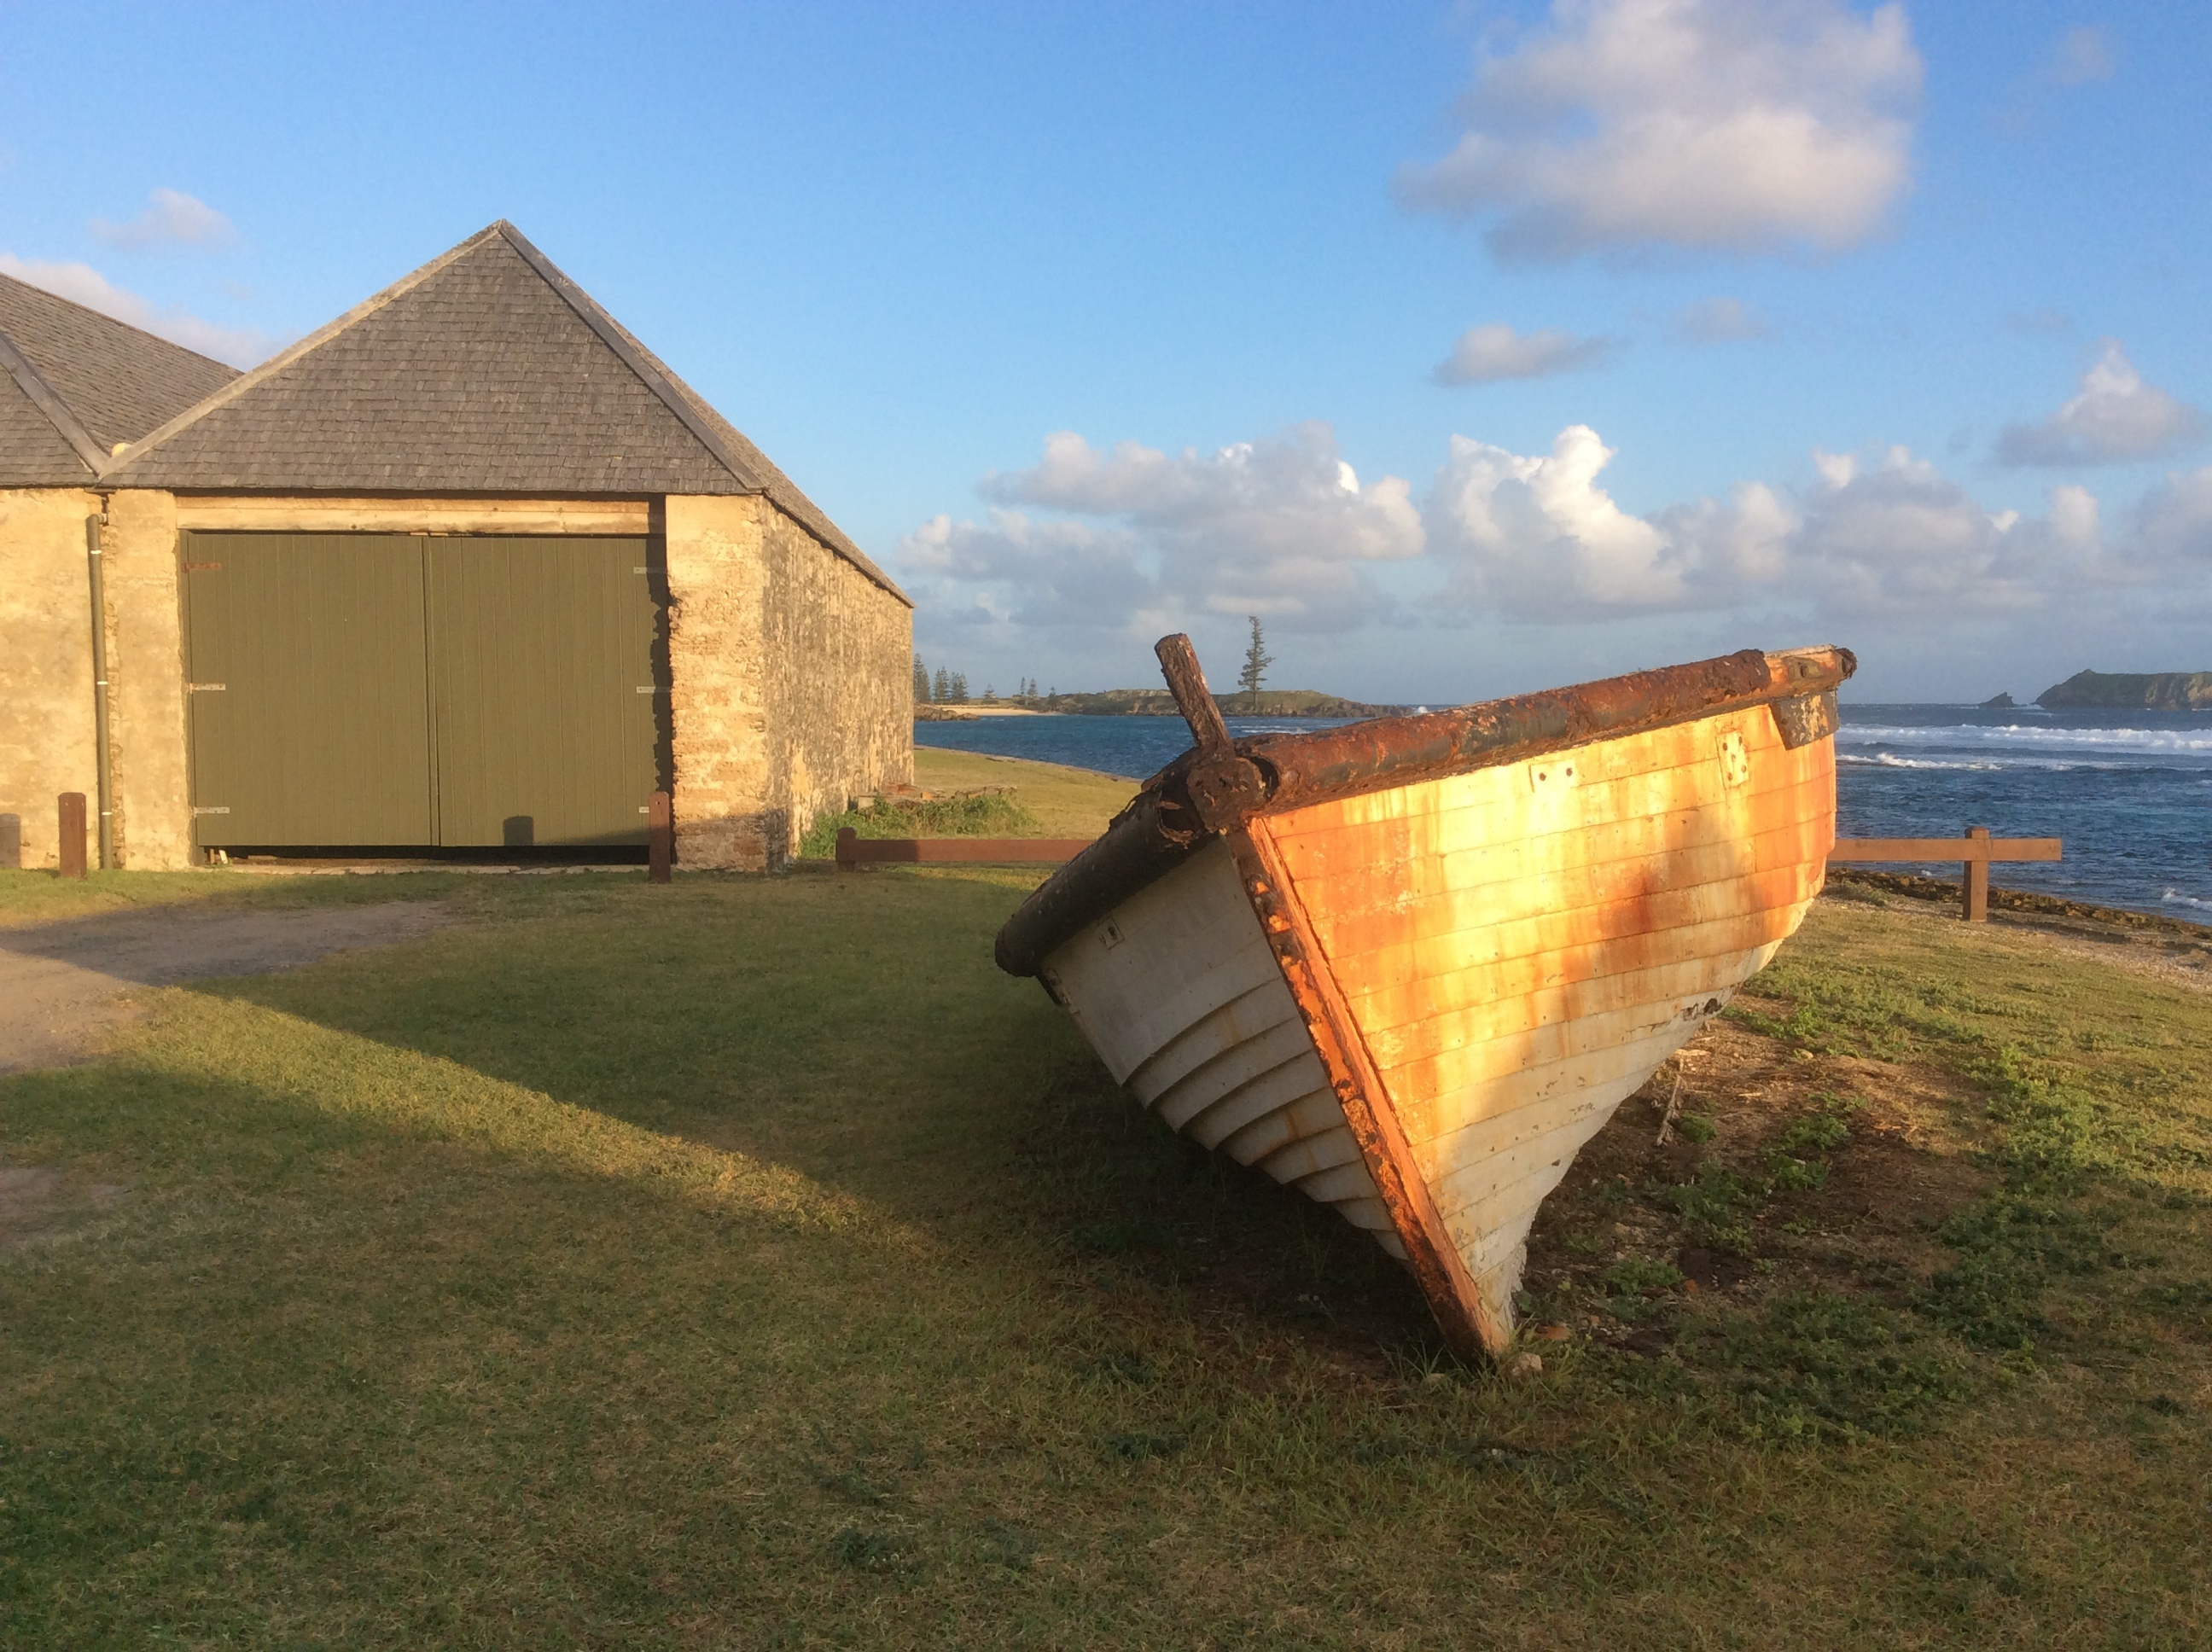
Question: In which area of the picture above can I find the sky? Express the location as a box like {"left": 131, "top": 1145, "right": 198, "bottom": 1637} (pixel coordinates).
{"left": 3, "top": 0, "right": 2206, "bottom": 704}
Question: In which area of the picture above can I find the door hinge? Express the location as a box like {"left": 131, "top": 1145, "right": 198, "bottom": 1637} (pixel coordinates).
{"left": 185, "top": 682, "right": 227, "bottom": 693}
{"left": 191, "top": 806, "right": 231, "bottom": 816}
{"left": 183, "top": 561, "right": 222, "bottom": 572}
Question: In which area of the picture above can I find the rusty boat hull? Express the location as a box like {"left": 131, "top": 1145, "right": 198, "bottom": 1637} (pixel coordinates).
{"left": 996, "top": 643, "right": 1854, "bottom": 1360}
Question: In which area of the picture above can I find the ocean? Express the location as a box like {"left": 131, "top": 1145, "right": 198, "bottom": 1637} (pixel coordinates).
{"left": 915, "top": 703, "right": 2212, "bottom": 919}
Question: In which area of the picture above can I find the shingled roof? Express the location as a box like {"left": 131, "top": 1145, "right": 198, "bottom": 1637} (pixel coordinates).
{"left": 106, "top": 222, "right": 905, "bottom": 601}
{"left": 0, "top": 272, "right": 238, "bottom": 485}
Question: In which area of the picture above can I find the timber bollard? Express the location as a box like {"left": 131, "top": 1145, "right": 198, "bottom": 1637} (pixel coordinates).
{"left": 648, "top": 789, "right": 672, "bottom": 884}
{"left": 0, "top": 812, "right": 19, "bottom": 870}
{"left": 1964, "top": 825, "right": 1991, "bottom": 923}
{"left": 58, "top": 793, "right": 88, "bottom": 879}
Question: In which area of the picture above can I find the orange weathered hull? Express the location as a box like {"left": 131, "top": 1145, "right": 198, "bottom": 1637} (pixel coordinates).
{"left": 1001, "top": 644, "right": 1851, "bottom": 1358}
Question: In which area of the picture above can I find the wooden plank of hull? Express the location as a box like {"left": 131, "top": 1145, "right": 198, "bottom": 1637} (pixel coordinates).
{"left": 1266, "top": 707, "right": 1833, "bottom": 1343}
{"left": 1039, "top": 841, "right": 1403, "bottom": 1261}
{"left": 1035, "top": 699, "right": 1835, "bottom": 1363}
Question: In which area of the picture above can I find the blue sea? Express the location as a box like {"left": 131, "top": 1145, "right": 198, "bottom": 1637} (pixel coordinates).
{"left": 917, "top": 705, "right": 2212, "bottom": 920}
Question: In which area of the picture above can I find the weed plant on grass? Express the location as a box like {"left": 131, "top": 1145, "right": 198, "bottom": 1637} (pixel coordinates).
{"left": 3, "top": 865, "right": 2210, "bottom": 1646}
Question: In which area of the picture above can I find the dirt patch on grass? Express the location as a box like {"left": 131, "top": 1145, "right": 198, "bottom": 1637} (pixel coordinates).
{"left": 0, "top": 901, "right": 454, "bottom": 1075}
{"left": 1523, "top": 1002, "right": 1998, "bottom": 1359}
{"left": 0, "top": 1162, "right": 127, "bottom": 1247}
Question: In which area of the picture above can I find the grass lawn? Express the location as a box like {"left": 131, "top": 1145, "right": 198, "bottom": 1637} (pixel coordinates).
{"left": 3, "top": 851, "right": 2210, "bottom": 1645}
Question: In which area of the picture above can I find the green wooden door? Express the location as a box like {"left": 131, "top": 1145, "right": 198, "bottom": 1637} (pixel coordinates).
{"left": 426, "top": 537, "right": 658, "bottom": 846}
{"left": 182, "top": 533, "right": 434, "bottom": 847}
{"left": 182, "top": 532, "right": 659, "bottom": 850}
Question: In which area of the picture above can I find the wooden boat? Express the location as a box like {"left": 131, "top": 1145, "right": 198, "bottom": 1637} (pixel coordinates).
{"left": 996, "top": 636, "right": 1855, "bottom": 1360}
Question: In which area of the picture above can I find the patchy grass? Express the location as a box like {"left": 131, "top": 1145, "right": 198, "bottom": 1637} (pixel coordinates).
{"left": 796, "top": 790, "right": 1042, "bottom": 858}
{"left": 3, "top": 856, "right": 2211, "bottom": 1645}
{"left": 911, "top": 747, "right": 1135, "bottom": 839}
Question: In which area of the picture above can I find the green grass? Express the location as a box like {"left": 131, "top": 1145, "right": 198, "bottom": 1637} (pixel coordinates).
{"left": 911, "top": 747, "right": 1135, "bottom": 839}
{"left": 3, "top": 862, "right": 2211, "bottom": 1645}
{"left": 795, "top": 749, "right": 1138, "bottom": 857}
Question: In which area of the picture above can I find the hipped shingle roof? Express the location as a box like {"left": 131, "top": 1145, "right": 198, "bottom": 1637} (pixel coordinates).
{"left": 107, "top": 222, "right": 904, "bottom": 601}
{"left": 0, "top": 273, "right": 237, "bottom": 485}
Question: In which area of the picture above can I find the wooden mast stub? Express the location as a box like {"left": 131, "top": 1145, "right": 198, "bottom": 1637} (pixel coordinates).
{"left": 1154, "top": 633, "right": 1271, "bottom": 833}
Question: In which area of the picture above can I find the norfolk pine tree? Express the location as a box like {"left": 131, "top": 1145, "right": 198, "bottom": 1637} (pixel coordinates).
{"left": 1238, "top": 616, "right": 1272, "bottom": 711}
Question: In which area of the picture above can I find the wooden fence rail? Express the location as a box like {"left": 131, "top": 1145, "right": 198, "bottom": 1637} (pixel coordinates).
{"left": 1828, "top": 826, "right": 2062, "bottom": 922}
{"left": 835, "top": 829, "right": 1094, "bottom": 868}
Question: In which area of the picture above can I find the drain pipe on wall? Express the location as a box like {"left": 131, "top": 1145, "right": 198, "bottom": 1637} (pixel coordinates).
{"left": 85, "top": 505, "right": 115, "bottom": 870}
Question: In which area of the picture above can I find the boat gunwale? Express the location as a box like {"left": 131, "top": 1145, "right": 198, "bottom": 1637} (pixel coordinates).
{"left": 997, "top": 643, "right": 1855, "bottom": 979}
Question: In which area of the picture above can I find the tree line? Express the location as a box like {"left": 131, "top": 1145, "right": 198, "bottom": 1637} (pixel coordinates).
{"left": 914, "top": 621, "right": 1274, "bottom": 709}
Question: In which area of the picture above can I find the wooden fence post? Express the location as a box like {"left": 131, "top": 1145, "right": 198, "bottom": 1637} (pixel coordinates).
{"left": 1963, "top": 826, "right": 1991, "bottom": 922}
{"left": 0, "top": 813, "right": 20, "bottom": 870}
{"left": 58, "top": 793, "right": 88, "bottom": 880}
{"left": 836, "top": 826, "right": 858, "bottom": 870}
{"left": 648, "top": 790, "right": 672, "bottom": 885}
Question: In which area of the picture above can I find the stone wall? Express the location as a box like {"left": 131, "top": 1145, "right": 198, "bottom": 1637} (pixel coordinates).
{"left": 664, "top": 494, "right": 911, "bottom": 869}
{"left": 0, "top": 487, "right": 98, "bottom": 868}
{"left": 102, "top": 491, "right": 192, "bottom": 868}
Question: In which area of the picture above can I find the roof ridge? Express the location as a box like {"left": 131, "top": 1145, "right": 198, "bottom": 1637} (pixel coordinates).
{"left": 0, "top": 325, "right": 104, "bottom": 474}
{"left": 101, "top": 223, "right": 510, "bottom": 478}
{"left": 0, "top": 269, "right": 236, "bottom": 375}
{"left": 489, "top": 223, "right": 764, "bottom": 495}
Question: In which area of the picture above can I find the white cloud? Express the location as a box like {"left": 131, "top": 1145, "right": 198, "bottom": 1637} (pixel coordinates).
{"left": 1394, "top": 0, "right": 1922, "bottom": 260}
{"left": 1426, "top": 426, "right": 2132, "bottom": 623}
{"left": 2048, "top": 25, "right": 2116, "bottom": 87}
{"left": 1674, "top": 295, "right": 1769, "bottom": 343}
{"left": 903, "top": 424, "right": 1424, "bottom": 633}
{"left": 1435, "top": 322, "right": 1619, "bottom": 385}
{"left": 90, "top": 188, "right": 236, "bottom": 249}
{"left": 1995, "top": 340, "right": 2203, "bottom": 468}
{"left": 0, "top": 254, "right": 274, "bottom": 367}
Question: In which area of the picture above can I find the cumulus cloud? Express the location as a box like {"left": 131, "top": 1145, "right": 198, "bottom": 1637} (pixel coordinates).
{"left": 1394, "top": 0, "right": 1922, "bottom": 261}
{"left": 1435, "top": 322, "right": 1619, "bottom": 385}
{"left": 1994, "top": 340, "right": 2203, "bottom": 468}
{"left": 0, "top": 253, "right": 274, "bottom": 367}
{"left": 1674, "top": 295, "right": 1769, "bottom": 343}
{"left": 90, "top": 188, "right": 236, "bottom": 249}
{"left": 1426, "top": 426, "right": 2128, "bottom": 623}
{"left": 901, "top": 424, "right": 1424, "bottom": 633}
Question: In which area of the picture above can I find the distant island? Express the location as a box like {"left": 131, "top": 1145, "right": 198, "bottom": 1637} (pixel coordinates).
{"left": 975, "top": 688, "right": 1412, "bottom": 718}
{"left": 2037, "top": 670, "right": 2212, "bottom": 711}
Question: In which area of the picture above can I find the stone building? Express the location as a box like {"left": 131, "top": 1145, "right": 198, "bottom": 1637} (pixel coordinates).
{"left": 0, "top": 221, "right": 911, "bottom": 871}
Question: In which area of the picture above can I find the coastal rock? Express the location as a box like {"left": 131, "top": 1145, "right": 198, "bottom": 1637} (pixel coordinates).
{"left": 2037, "top": 669, "right": 2212, "bottom": 711}
{"left": 1981, "top": 692, "right": 2016, "bottom": 709}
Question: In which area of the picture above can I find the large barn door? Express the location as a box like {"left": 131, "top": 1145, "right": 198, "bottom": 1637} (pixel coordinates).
{"left": 425, "top": 537, "right": 658, "bottom": 846}
{"left": 181, "top": 533, "right": 434, "bottom": 847}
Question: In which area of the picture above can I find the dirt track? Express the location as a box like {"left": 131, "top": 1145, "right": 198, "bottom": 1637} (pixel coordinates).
{"left": 0, "top": 902, "right": 451, "bottom": 1076}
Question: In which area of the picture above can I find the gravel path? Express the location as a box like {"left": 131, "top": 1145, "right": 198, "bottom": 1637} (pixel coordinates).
{"left": 0, "top": 902, "right": 452, "bottom": 1076}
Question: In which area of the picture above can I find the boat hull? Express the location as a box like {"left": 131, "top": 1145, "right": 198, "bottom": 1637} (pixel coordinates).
{"left": 1034, "top": 697, "right": 1834, "bottom": 1355}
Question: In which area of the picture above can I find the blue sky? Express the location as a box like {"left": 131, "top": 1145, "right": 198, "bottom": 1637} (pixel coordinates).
{"left": 3, "top": 1, "right": 2205, "bottom": 702}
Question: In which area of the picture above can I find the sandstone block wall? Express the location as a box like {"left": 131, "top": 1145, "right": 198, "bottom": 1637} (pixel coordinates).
{"left": 102, "top": 491, "right": 192, "bottom": 868}
{"left": 0, "top": 487, "right": 99, "bottom": 869}
{"left": 758, "top": 503, "right": 912, "bottom": 859}
{"left": 665, "top": 493, "right": 911, "bottom": 870}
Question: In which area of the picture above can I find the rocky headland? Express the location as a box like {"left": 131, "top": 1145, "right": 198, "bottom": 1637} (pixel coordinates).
{"left": 2037, "top": 669, "right": 2212, "bottom": 711}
